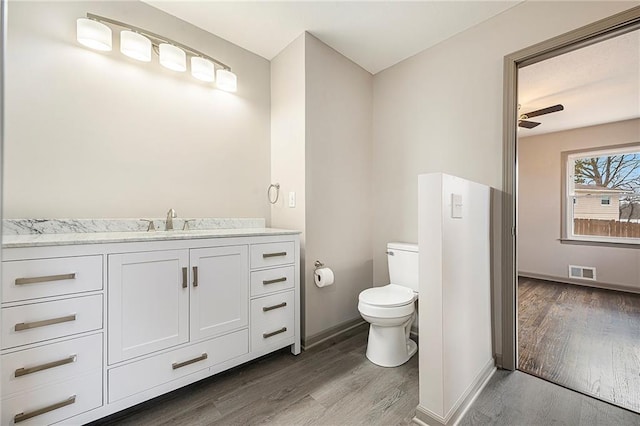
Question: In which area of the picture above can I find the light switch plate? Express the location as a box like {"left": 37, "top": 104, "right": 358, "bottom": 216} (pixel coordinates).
{"left": 451, "top": 193, "right": 463, "bottom": 218}
{"left": 288, "top": 191, "right": 296, "bottom": 208}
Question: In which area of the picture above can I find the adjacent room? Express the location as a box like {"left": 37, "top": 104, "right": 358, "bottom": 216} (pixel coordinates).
{"left": 517, "top": 28, "right": 640, "bottom": 413}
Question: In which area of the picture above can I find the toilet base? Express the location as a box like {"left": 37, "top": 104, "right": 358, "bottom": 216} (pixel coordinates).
{"left": 365, "top": 323, "right": 418, "bottom": 367}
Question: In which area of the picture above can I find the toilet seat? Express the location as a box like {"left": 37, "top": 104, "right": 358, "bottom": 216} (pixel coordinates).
{"left": 359, "top": 284, "right": 416, "bottom": 308}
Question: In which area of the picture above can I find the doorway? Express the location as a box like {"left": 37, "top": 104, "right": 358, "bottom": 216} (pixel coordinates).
{"left": 502, "top": 4, "right": 640, "bottom": 413}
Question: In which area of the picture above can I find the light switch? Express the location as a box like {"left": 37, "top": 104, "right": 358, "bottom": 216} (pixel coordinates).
{"left": 288, "top": 191, "right": 296, "bottom": 208}
{"left": 451, "top": 193, "right": 463, "bottom": 218}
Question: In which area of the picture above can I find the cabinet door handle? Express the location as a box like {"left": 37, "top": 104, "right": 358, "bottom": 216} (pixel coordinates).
{"left": 15, "top": 354, "right": 77, "bottom": 377}
{"left": 192, "top": 266, "right": 198, "bottom": 287}
{"left": 263, "top": 252, "right": 287, "bottom": 259}
{"left": 172, "top": 353, "right": 207, "bottom": 370}
{"left": 263, "top": 277, "right": 287, "bottom": 285}
{"left": 263, "top": 302, "right": 287, "bottom": 312}
{"left": 14, "top": 395, "right": 76, "bottom": 423}
{"left": 15, "top": 273, "right": 76, "bottom": 286}
{"left": 182, "top": 267, "right": 188, "bottom": 289}
{"left": 15, "top": 314, "right": 76, "bottom": 332}
{"left": 263, "top": 327, "right": 287, "bottom": 339}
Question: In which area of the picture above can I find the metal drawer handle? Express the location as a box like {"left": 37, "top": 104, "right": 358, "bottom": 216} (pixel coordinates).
{"left": 15, "top": 354, "right": 77, "bottom": 377}
{"left": 172, "top": 353, "right": 208, "bottom": 370}
{"left": 15, "top": 273, "right": 76, "bottom": 286}
{"left": 263, "top": 302, "right": 287, "bottom": 312}
{"left": 182, "top": 267, "right": 188, "bottom": 289}
{"left": 14, "top": 395, "right": 76, "bottom": 423}
{"left": 192, "top": 266, "right": 199, "bottom": 287}
{"left": 263, "top": 277, "right": 287, "bottom": 285}
{"left": 15, "top": 314, "right": 77, "bottom": 332}
{"left": 263, "top": 252, "right": 287, "bottom": 259}
{"left": 263, "top": 327, "right": 287, "bottom": 339}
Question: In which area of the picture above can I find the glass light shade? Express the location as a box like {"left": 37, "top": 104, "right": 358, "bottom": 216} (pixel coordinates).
{"left": 120, "top": 31, "right": 151, "bottom": 62}
{"left": 76, "top": 18, "right": 112, "bottom": 51}
{"left": 159, "top": 43, "right": 186, "bottom": 72}
{"left": 191, "top": 57, "right": 215, "bottom": 82}
{"left": 216, "top": 69, "right": 237, "bottom": 92}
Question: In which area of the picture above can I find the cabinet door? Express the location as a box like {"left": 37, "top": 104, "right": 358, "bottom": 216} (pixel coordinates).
{"left": 190, "top": 246, "right": 248, "bottom": 341}
{"left": 108, "top": 250, "right": 189, "bottom": 364}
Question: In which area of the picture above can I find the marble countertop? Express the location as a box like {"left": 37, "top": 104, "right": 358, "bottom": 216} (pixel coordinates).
{"left": 2, "top": 218, "right": 299, "bottom": 248}
{"left": 2, "top": 228, "right": 300, "bottom": 248}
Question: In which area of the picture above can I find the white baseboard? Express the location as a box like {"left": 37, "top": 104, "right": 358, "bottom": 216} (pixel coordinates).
{"left": 519, "top": 271, "right": 640, "bottom": 295}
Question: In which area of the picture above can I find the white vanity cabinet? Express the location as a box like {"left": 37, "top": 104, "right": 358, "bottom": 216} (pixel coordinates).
{"left": 108, "top": 245, "right": 249, "bottom": 364}
{"left": 108, "top": 250, "right": 190, "bottom": 364}
{"left": 189, "top": 245, "right": 249, "bottom": 341}
{"left": 2, "top": 230, "right": 300, "bottom": 424}
{"left": 0, "top": 254, "right": 104, "bottom": 426}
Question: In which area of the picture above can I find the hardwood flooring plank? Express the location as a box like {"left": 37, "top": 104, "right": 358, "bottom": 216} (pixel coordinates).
{"left": 459, "top": 370, "right": 640, "bottom": 426}
{"left": 311, "top": 355, "right": 418, "bottom": 426}
{"left": 518, "top": 277, "right": 640, "bottom": 413}
{"left": 212, "top": 351, "right": 367, "bottom": 425}
{"left": 256, "top": 394, "right": 327, "bottom": 426}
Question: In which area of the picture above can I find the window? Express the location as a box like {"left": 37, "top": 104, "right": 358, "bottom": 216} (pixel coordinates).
{"left": 565, "top": 145, "right": 640, "bottom": 244}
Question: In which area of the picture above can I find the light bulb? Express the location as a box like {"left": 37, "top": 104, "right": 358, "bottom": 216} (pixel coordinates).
{"left": 159, "top": 43, "right": 186, "bottom": 72}
{"left": 77, "top": 18, "right": 112, "bottom": 51}
{"left": 120, "top": 31, "right": 151, "bottom": 62}
{"left": 216, "top": 69, "right": 237, "bottom": 92}
{"left": 191, "top": 57, "right": 215, "bottom": 82}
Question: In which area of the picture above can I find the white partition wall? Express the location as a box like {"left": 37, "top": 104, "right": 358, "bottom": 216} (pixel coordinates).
{"left": 415, "top": 173, "right": 494, "bottom": 426}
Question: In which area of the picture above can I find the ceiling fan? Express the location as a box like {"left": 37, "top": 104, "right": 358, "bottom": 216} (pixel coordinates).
{"left": 518, "top": 104, "right": 564, "bottom": 129}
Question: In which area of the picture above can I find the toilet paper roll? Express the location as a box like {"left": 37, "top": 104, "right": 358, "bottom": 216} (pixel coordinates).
{"left": 314, "top": 267, "right": 335, "bottom": 287}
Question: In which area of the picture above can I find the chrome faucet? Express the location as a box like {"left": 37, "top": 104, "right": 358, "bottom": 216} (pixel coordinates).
{"left": 166, "top": 208, "right": 177, "bottom": 231}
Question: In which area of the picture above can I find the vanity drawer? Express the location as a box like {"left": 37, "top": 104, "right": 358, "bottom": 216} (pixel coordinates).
{"left": 108, "top": 328, "right": 248, "bottom": 403}
{"left": 1, "top": 370, "right": 102, "bottom": 426}
{"left": 251, "top": 291, "right": 294, "bottom": 351}
{"left": 250, "top": 266, "right": 294, "bottom": 297}
{"left": 1, "top": 333, "right": 102, "bottom": 398}
{"left": 2, "top": 295, "right": 103, "bottom": 350}
{"left": 2, "top": 255, "right": 103, "bottom": 303}
{"left": 250, "top": 242, "right": 295, "bottom": 269}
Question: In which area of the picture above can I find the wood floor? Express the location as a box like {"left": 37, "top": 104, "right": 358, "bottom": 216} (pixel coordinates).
{"left": 460, "top": 369, "right": 640, "bottom": 425}
{"left": 518, "top": 277, "right": 640, "bottom": 413}
{"left": 91, "top": 324, "right": 418, "bottom": 425}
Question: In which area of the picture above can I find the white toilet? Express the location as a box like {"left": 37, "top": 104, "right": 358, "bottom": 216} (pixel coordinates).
{"left": 358, "top": 242, "right": 418, "bottom": 367}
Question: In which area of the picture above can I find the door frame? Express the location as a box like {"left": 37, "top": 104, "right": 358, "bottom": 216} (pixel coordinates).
{"left": 501, "top": 5, "right": 640, "bottom": 371}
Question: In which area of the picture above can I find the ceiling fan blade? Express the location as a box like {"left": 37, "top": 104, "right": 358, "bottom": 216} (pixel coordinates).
{"left": 523, "top": 104, "right": 564, "bottom": 119}
{"left": 519, "top": 120, "right": 541, "bottom": 129}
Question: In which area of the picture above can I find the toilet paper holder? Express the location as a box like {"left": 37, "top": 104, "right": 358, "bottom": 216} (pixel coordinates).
{"left": 314, "top": 260, "right": 325, "bottom": 271}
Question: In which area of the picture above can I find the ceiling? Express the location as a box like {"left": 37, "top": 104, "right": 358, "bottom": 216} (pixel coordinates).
{"left": 518, "top": 29, "right": 640, "bottom": 137}
{"left": 144, "top": 0, "right": 522, "bottom": 74}
{"left": 144, "top": 1, "right": 639, "bottom": 136}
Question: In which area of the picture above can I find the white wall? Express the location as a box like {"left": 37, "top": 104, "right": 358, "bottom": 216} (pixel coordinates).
{"left": 372, "top": 0, "right": 638, "bottom": 359}
{"left": 518, "top": 119, "right": 640, "bottom": 291}
{"left": 418, "top": 173, "right": 492, "bottom": 423}
{"left": 5, "top": 1, "right": 271, "bottom": 220}
{"left": 270, "top": 34, "right": 307, "bottom": 333}
{"left": 304, "top": 34, "right": 373, "bottom": 338}
{"left": 271, "top": 33, "right": 372, "bottom": 341}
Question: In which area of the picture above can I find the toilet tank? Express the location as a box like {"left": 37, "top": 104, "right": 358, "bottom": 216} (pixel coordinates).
{"left": 387, "top": 242, "right": 419, "bottom": 292}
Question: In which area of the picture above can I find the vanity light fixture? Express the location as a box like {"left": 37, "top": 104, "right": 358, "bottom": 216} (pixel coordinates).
{"left": 76, "top": 13, "right": 238, "bottom": 92}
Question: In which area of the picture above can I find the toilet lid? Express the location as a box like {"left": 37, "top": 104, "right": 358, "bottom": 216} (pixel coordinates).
{"left": 359, "top": 284, "right": 416, "bottom": 307}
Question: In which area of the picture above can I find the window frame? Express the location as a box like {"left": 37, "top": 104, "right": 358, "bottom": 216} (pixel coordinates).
{"left": 562, "top": 143, "right": 640, "bottom": 246}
